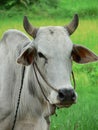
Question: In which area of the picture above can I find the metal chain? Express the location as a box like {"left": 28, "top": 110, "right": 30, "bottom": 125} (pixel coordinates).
{"left": 11, "top": 66, "right": 25, "bottom": 130}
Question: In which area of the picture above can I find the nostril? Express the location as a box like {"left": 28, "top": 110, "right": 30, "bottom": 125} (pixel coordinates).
{"left": 59, "top": 92, "right": 65, "bottom": 98}
{"left": 71, "top": 92, "right": 76, "bottom": 101}
{"left": 58, "top": 91, "right": 66, "bottom": 101}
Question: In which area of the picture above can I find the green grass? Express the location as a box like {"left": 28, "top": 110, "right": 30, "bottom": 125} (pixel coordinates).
{"left": 0, "top": 17, "right": 98, "bottom": 130}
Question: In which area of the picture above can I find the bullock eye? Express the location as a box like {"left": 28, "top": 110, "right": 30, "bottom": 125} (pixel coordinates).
{"left": 38, "top": 52, "right": 48, "bottom": 64}
{"left": 38, "top": 52, "right": 45, "bottom": 58}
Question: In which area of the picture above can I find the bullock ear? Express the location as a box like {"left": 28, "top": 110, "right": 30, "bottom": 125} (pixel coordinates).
{"left": 71, "top": 44, "right": 98, "bottom": 64}
{"left": 17, "top": 45, "right": 36, "bottom": 66}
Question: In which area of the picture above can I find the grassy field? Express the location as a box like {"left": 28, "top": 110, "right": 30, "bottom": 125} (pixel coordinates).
{"left": 0, "top": 0, "right": 98, "bottom": 128}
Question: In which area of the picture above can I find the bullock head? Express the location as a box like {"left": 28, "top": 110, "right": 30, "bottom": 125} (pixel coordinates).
{"left": 17, "top": 14, "right": 98, "bottom": 108}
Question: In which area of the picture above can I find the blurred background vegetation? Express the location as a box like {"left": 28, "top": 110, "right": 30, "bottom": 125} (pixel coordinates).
{"left": 0, "top": 0, "right": 98, "bottom": 19}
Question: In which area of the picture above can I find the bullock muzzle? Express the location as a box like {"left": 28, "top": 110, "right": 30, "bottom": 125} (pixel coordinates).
{"left": 57, "top": 88, "right": 77, "bottom": 108}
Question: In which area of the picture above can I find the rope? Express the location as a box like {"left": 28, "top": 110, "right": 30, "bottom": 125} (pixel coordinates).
{"left": 33, "top": 62, "right": 50, "bottom": 102}
{"left": 71, "top": 71, "right": 76, "bottom": 90}
{"left": 33, "top": 62, "right": 58, "bottom": 92}
{"left": 11, "top": 66, "right": 25, "bottom": 130}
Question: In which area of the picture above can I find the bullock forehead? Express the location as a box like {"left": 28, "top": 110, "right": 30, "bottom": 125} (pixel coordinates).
{"left": 38, "top": 26, "right": 66, "bottom": 34}
{"left": 37, "top": 26, "right": 67, "bottom": 38}
{"left": 35, "top": 26, "right": 73, "bottom": 55}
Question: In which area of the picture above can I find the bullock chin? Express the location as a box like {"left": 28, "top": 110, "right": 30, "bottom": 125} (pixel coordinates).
{"left": 53, "top": 100, "right": 77, "bottom": 108}
{"left": 56, "top": 103, "right": 73, "bottom": 108}
{"left": 55, "top": 97, "right": 77, "bottom": 108}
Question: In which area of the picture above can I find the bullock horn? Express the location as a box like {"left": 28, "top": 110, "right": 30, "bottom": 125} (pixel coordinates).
{"left": 23, "top": 16, "right": 38, "bottom": 38}
{"left": 65, "top": 14, "right": 79, "bottom": 35}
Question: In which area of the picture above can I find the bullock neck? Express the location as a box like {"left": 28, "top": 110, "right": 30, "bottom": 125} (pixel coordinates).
{"left": 26, "top": 65, "right": 56, "bottom": 116}
{"left": 33, "top": 62, "right": 57, "bottom": 116}
{"left": 25, "top": 65, "right": 50, "bottom": 113}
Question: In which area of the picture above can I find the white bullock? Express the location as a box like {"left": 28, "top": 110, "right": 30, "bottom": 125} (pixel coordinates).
{"left": 0, "top": 14, "right": 98, "bottom": 130}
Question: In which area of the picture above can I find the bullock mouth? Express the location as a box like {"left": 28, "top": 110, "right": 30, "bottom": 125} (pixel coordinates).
{"left": 56, "top": 103, "right": 72, "bottom": 108}
{"left": 55, "top": 101, "right": 76, "bottom": 108}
